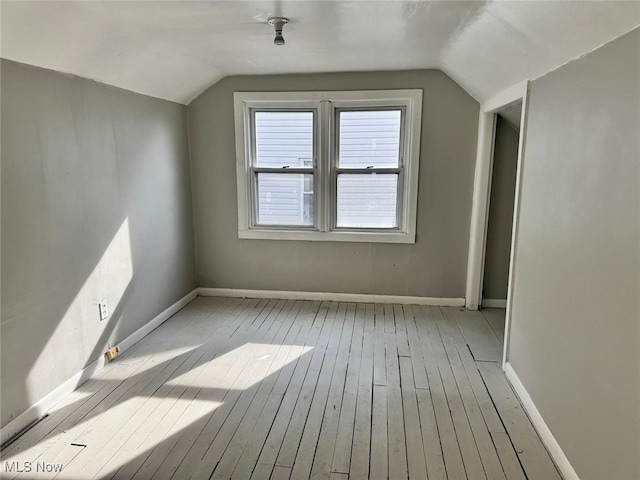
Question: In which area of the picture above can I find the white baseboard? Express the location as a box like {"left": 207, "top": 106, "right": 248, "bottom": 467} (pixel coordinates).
{"left": 0, "top": 289, "right": 197, "bottom": 445}
{"left": 117, "top": 289, "right": 197, "bottom": 352}
{"left": 504, "top": 362, "right": 579, "bottom": 480}
{"left": 0, "top": 355, "right": 107, "bottom": 446}
{"left": 482, "top": 298, "right": 507, "bottom": 308}
{"left": 197, "top": 287, "right": 465, "bottom": 307}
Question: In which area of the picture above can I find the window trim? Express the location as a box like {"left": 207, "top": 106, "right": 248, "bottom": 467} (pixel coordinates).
{"left": 249, "top": 107, "right": 319, "bottom": 229}
{"left": 332, "top": 106, "right": 406, "bottom": 231}
{"left": 233, "top": 90, "right": 423, "bottom": 243}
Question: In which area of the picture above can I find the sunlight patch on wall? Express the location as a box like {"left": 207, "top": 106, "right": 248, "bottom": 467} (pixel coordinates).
{"left": 26, "top": 218, "right": 134, "bottom": 406}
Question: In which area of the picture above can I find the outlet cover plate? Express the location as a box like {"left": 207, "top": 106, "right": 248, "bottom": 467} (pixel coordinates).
{"left": 99, "top": 301, "right": 108, "bottom": 321}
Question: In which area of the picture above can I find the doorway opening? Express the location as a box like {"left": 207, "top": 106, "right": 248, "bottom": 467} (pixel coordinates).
{"left": 465, "top": 82, "right": 529, "bottom": 367}
{"left": 482, "top": 102, "right": 521, "bottom": 309}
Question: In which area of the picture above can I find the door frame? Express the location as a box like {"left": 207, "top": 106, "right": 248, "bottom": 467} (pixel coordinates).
{"left": 464, "top": 80, "right": 530, "bottom": 367}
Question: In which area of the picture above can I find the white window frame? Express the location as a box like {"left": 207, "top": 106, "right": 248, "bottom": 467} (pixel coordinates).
{"left": 234, "top": 89, "right": 422, "bottom": 243}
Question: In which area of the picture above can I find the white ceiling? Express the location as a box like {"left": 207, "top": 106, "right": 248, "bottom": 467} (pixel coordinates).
{"left": 2, "top": 1, "right": 639, "bottom": 105}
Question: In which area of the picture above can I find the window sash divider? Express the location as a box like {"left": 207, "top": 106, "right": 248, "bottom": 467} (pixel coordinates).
{"left": 252, "top": 167, "right": 315, "bottom": 174}
{"left": 319, "top": 100, "right": 332, "bottom": 232}
{"left": 334, "top": 167, "right": 402, "bottom": 175}
{"left": 251, "top": 224, "right": 318, "bottom": 231}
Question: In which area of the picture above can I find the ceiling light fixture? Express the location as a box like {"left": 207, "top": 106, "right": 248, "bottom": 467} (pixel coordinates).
{"left": 268, "top": 17, "right": 289, "bottom": 46}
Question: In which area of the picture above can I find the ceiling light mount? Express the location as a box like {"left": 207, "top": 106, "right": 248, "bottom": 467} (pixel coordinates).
{"left": 268, "top": 17, "right": 289, "bottom": 46}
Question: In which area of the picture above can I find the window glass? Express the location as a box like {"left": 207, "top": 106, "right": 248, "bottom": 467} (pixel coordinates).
{"left": 338, "top": 110, "right": 402, "bottom": 168}
{"left": 255, "top": 111, "right": 314, "bottom": 168}
{"left": 336, "top": 174, "right": 398, "bottom": 228}
{"left": 256, "top": 173, "right": 314, "bottom": 226}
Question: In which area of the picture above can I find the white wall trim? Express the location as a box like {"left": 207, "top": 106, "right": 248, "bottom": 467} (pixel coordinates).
{"left": 482, "top": 81, "right": 528, "bottom": 114}
{"left": 465, "top": 111, "right": 496, "bottom": 310}
{"left": 504, "top": 363, "right": 579, "bottom": 480}
{"left": 502, "top": 83, "right": 530, "bottom": 367}
{"left": 117, "top": 289, "right": 197, "bottom": 352}
{"left": 482, "top": 299, "right": 507, "bottom": 308}
{"left": 466, "top": 81, "right": 530, "bottom": 312}
{"left": 0, "top": 355, "right": 107, "bottom": 445}
{"left": 197, "top": 287, "right": 464, "bottom": 307}
{"left": 0, "top": 289, "right": 197, "bottom": 445}
{"left": 233, "top": 89, "right": 422, "bottom": 243}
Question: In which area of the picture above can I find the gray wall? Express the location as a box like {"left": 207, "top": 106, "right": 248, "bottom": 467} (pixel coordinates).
{"left": 483, "top": 116, "right": 518, "bottom": 300}
{"left": 509, "top": 28, "right": 640, "bottom": 479}
{"left": 1, "top": 60, "right": 196, "bottom": 426}
{"left": 189, "top": 70, "right": 479, "bottom": 298}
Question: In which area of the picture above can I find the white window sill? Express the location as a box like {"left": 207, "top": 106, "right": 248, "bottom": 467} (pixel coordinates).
{"left": 238, "top": 229, "right": 416, "bottom": 244}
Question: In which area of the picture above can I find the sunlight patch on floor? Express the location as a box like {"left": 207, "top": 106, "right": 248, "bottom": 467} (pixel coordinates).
{"left": 3, "top": 342, "right": 313, "bottom": 479}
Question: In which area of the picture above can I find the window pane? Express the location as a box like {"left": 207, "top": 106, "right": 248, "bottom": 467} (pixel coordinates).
{"left": 255, "top": 111, "right": 314, "bottom": 168}
{"left": 338, "top": 110, "right": 401, "bottom": 168}
{"left": 256, "top": 173, "right": 314, "bottom": 226}
{"left": 336, "top": 174, "right": 398, "bottom": 228}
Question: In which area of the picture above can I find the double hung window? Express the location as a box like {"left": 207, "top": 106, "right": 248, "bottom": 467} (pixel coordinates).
{"left": 234, "top": 90, "right": 422, "bottom": 243}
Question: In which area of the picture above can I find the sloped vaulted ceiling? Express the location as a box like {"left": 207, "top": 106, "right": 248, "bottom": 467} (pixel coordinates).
{"left": 1, "top": 1, "right": 639, "bottom": 104}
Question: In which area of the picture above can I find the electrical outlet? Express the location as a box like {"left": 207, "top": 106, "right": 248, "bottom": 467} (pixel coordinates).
{"left": 105, "top": 346, "right": 120, "bottom": 361}
{"left": 98, "top": 301, "right": 108, "bottom": 321}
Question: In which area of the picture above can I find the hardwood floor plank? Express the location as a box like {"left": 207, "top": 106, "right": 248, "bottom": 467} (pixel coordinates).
{"left": 330, "top": 303, "right": 365, "bottom": 475}
{"left": 209, "top": 303, "right": 309, "bottom": 480}
{"left": 452, "top": 340, "right": 506, "bottom": 435}
{"left": 164, "top": 302, "right": 300, "bottom": 479}
{"left": 230, "top": 302, "right": 321, "bottom": 480}
{"left": 2, "top": 297, "right": 560, "bottom": 480}
{"left": 480, "top": 308, "right": 505, "bottom": 344}
{"left": 3, "top": 297, "right": 237, "bottom": 463}
{"left": 414, "top": 306, "right": 466, "bottom": 480}
{"left": 12, "top": 356, "right": 170, "bottom": 480}
{"left": 401, "top": 305, "right": 429, "bottom": 390}
{"left": 210, "top": 301, "right": 313, "bottom": 479}
{"left": 289, "top": 303, "right": 350, "bottom": 479}
{"left": 248, "top": 303, "right": 331, "bottom": 479}
{"left": 275, "top": 302, "right": 340, "bottom": 470}
{"left": 404, "top": 304, "right": 447, "bottom": 480}
{"left": 373, "top": 305, "right": 386, "bottom": 386}
{"left": 187, "top": 300, "right": 300, "bottom": 479}
{"left": 398, "top": 357, "right": 428, "bottom": 480}
{"left": 369, "top": 385, "right": 388, "bottom": 480}
{"left": 415, "top": 390, "right": 447, "bottom": 480}
{"left": 348, "top": 304, "right": 375, "bottom": 480}
{"left": 424, "top": 307, "right": 485, "bottom": 480}
{"left": 100, "top": 299, "right": 272, "bottom": 480}
{"left": 385, "top": 330, "right": 408, "bottom": 480}
{"left": 491, "top": 432, "right": 527, "bottom": 480}
{"left": 271, "top": 465, "right": 292, "bottom": 480}
{"left": 126, "top": 299, "right": 289, "bottom": 479}
{"left": 309, "top": 303, "right": 357, "bottom": 479}
{"left": 69, "top": 300, "right": 272, "bottom": 479}
{"left": 393, "top": 304, "right": 411, "bottom": 358}
{"left": 438, "top": 308, "right": 505, "bottom": 480}
{"left": 451, "top": 308, "right": 502, "bottom": 362}
{"left": 477, "top": 362, "right": 562, "bottom": 480}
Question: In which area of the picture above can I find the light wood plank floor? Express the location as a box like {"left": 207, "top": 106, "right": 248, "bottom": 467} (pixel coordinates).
{"left": 1, "top": 298, "right": 561, "bottom": 480}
